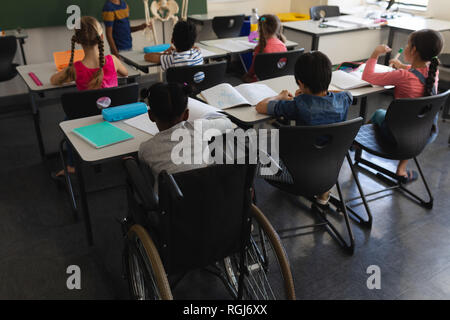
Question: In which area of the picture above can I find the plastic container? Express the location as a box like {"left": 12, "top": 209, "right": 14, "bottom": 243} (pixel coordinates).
{"left": 102, "top": 102, "right": 148, "bottom": 122}
{"left": 276, "top": 13, "right": 310, "bottom": 22}
{"left": 248, "top": 8, "right": 259, "bottom": 43}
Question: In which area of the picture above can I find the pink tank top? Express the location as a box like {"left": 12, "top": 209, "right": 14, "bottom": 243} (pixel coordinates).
{"left": 74, "top": 55, "right": 118, "bottom": 91}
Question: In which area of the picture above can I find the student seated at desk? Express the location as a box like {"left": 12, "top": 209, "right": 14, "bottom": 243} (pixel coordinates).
{"left": 144, "top": 20, "right": 204, "bottom": 81}
{"left": 50, "top": 16, "right": 128, "bottom": 90}
{"left": 50, "top": 16, "right": 128, "bottom": 179}
{"left": 242, "top": 14, "right": 287, "bottom": 83}
{"left": 139, "top": 82, "right": 233, "bottom": 189}
{"left": 362, "top": 29, "right": 443, "bottom": 184}
{"left": 255, "top": 51, "right": 353, "bottom": 205}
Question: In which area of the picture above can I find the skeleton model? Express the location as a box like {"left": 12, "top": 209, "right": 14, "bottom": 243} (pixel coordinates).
{"left": 143, "top": 0, "right": 189, "bottom": 44}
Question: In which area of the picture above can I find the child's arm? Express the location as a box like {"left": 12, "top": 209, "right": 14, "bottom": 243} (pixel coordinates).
{"left": 144, "top": 52, "right": 163, "bottom": 63}
{"left": 105, "top": 26, "right": 120, "bottom": 58}
{"left": 112, "top": 55, "right": 129, "bottom": 77}
{"left": 389, "top": 58, "right": 409, "bottom": 70}
{"left": 130, "top": 23, "right": 149, "bottom": 33}
{"left": 256, "top": 90, "right": 293, "bottom": 114}
{"left": 50, "top": 68, "right": 75, "bottom": 86}
{"left": 362, "top": 45, "right": 404, "bottom": 87}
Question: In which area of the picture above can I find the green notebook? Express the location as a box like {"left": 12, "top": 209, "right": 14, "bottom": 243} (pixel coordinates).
{"left": 72, "top": 121, "right": 134, "bottom": 149}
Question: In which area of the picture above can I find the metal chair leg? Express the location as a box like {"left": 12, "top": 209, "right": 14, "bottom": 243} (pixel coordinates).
{"left": 59, "top": 139, "right": 78, "bottom": 221}
{"left": 318, "top": 181, "right": 355, "bottom": 255}
{"left": 343, "top": 152, "right": 373, "bottom": 228}
{"left": 398, "top": 157, "right": 433, "bottom": 209}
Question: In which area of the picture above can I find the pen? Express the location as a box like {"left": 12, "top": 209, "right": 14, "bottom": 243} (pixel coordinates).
{"left": 389, "top": 48, "right": 404, "bottom": 67}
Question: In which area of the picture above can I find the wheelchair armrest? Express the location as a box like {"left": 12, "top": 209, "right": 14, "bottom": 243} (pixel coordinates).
{"left": 123, "top": 158, "right": 158, "bottom": 211}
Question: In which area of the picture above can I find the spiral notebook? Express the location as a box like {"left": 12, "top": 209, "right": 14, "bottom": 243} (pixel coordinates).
{"left": 72, "top": 122, "right": 134, "bottom": 149}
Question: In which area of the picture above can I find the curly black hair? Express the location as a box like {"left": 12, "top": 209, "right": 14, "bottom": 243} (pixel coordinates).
{"left": 172, "top": 20, "right": 197, "bottom": 52}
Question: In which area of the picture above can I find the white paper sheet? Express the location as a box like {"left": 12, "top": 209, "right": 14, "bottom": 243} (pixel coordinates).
{"left": 187, "top": 97, "right": 220, "bottom": 120}
{"left": 124, "top": 113, "right": 159, "bottom": 135}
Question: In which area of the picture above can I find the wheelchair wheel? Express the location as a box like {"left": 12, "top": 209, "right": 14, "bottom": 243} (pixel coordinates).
{"left": 224, "top": 205, "right": 296, "bottom": 300}
{"left": 124, "top": 224, "right": 173, "bottom": 300}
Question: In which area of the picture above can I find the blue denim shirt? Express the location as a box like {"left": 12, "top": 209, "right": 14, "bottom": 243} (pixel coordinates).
{"left": 267, "top": 91, "right": 353, "bottom": 125}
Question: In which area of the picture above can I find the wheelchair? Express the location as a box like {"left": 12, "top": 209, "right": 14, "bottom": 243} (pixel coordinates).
{"left": 121, "top": 158, "right": 296, "bottom": 300}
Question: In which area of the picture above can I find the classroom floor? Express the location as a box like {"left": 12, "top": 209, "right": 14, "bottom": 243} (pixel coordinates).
{"left": 1, "top": 73, "right": 450, "bottom": 300}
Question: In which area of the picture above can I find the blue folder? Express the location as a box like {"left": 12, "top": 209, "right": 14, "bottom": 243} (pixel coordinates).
{"left": 143, "top": 44, "right": 171, "bottom": 53}
{"left": 72, "top": 121, "right": 134, "bottom": 149}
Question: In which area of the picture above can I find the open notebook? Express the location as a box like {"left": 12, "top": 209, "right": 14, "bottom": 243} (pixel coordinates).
{"left": 124, "top": 98, "right": 221, "bottom": 135}
{"left": 200, "top": 83, "right": 278, "bottom": 110}
{"left": 331, "top": 64, "right": 394, "bottom": 90}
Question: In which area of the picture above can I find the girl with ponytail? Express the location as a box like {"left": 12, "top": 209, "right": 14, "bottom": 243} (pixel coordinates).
{"left": 51, "top": 16, "right": 129, "bottom": 179}
{"left": 361, "top": 29, "right": 444, "bottom": 184}
{"left": 242, "top": 14, "right": 287, "bottom": 83}
{"left": 51, "top": 16, "right": 128, "bottom": 90}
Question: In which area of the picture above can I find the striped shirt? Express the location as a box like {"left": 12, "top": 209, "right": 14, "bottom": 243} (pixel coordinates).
{"left": 102, "top": 0, "right": 132, "bottom": 51}
{"left": 160, "top": 48, "right": 205, "bottom": 82}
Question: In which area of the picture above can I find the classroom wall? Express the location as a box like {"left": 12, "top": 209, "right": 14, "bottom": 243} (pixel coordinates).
{"left": 207, "top": 0, "right": 292, "bottom": 15}
{"left": 290, "top": 0, "right": 325, "bottom": 13}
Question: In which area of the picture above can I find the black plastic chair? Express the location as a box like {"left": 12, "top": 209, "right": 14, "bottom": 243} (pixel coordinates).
{"left": 59, "top": 83, "right": 140, "bottom": 217}
{"left": 0, "top": 36, "right": 19, "bottom": 82}
{"left": 439, "top": 53, "right": 450, "bottom": 122}
{"left": 254, "top": 49, "right": 304, "bottom": 81}
{"left": 166, "top": 61, "right": 227, "bottom": 94}
{"left": 122, "top": 160, "right": 295, "bottom": 300}
{"left": 262, "top": 117, "right": 365, "bottom": 254}
{"left": 352, "top": 90, "right": 450, "bottom": 213}
{"left": 212, "top": 15, "right": 246, "bottom": 38}
{"left": 309, "top": 5, "right": 341, "bottom": 21}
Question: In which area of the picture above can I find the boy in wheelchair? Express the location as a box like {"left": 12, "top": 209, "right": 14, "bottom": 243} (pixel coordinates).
{"left": 138, "top": 82, "right": 234, "bottom": 189}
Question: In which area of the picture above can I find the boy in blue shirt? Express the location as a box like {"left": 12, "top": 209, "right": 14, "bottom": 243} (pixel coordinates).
{"left": 256, "top": 51, "right": 353, "bottom": 205}
{"left": 103, "top": 0, "right": 148, "bottom": 57}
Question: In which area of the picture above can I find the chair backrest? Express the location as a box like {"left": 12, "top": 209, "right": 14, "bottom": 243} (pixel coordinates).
{"left": 279, "top": 117, "right": 363, "bottom": 197}
{"left": 212, "top": 15, "right": 246, "bottom": 38}
{"left": 166, "top": 61, "right": 227, "bottom": 94}
{"left": 158, "top": 164, "right": 254, "bottom": 275}
{"left": 385, "top": 90, "right": 450, "bottom": 158}
{"left": 309, "top": 5, "right": 340, "bottom": 20}
{"left": 0, "top": 36, "right": 18, "bottom": 81}
{"left": 254, "top": 49, "right": 305, "bottom": 81}
{"left": 61, "top": 83, "right": 139, "bottom": 120}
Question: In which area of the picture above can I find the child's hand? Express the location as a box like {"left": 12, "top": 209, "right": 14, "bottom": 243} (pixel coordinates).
{"left": 389, "top": 58, "right": 405, "bottom": 69}
{"left": 278, "top": 90, "right": 293, "bottom": 101}
{"left": 163, "top": 46, "right": 175, "bottom": 54}
{"left": 372, "top": 44, "right": 392, "bottom": 57}
{"left": 295, "top": 88, "right": 303, "bottom": 97}
{"left": 139, "top": 23, "right": 148, "bottom": 31}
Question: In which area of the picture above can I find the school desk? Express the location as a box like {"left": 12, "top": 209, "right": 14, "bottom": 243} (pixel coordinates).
{"left": 282, "top": 16, "right": 389, "bottom": 65}
{"left": 4, "top": 29, "right": 28, "bottom": 65}
{"left": 200, "top": 37, "right": 299, "bottom": 55}
{"left": 16, "top": 62, "right": 140, "bottom": 158}
{"left": 221, "top": 74, "right": 390, "bottom": 126}
{"left": 120, "top": 43, "right": 229, "bottom": 73}
{"left": 60, "top": 114, "right": 153, "bottom": 245}
{"left": 384, "top": 17, "right": 450, "bottom": 64}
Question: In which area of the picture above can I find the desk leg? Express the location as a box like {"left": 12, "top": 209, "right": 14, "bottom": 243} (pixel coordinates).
{"left": 74, "top": 154, "right": 94, "bottom": 246}
{"left": 356, "top": 96, "right": 368, "bottom": 160}
{"left": 384, "top": 28, "right": 395, "bottom": 65}
{"left": 311, "top": 35, "right": 320, "bottom": 51}
{"left": 29, "top": 92, "right": 46, "bottom": 159}
{"left": 19, "top": 38, "right": 27, "bottom": 65}
{"left": 359, "top": 96, "right": 368, "bottom": 121}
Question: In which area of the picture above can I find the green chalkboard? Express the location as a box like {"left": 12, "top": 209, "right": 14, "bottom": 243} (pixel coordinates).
{"left": 0, "top": 0, "right": 207, "bottom": 30}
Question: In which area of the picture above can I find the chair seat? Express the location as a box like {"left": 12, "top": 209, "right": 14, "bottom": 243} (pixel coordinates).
{"left": 354, "top": 124, "right": 401, "bottom": 160}
{"left": 440, "top": 53, "right": 450, "bottom": 68}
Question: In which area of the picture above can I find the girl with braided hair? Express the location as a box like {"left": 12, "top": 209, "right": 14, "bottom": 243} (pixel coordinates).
{"left": 51, "top": 16, "right": 128, "bottom": 90}
{"left": 242, "top": 14, "right": 287, "bottom": 83}
{"left": 362, "top": 29, "right": 444, "bottom": 184}
{"left": 50, "top": 16, "right": 128, "bottom": 179}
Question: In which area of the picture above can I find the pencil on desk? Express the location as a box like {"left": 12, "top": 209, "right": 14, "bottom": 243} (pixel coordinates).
{"left": 28, "top": 72, "right": 43, "bottom": 86}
